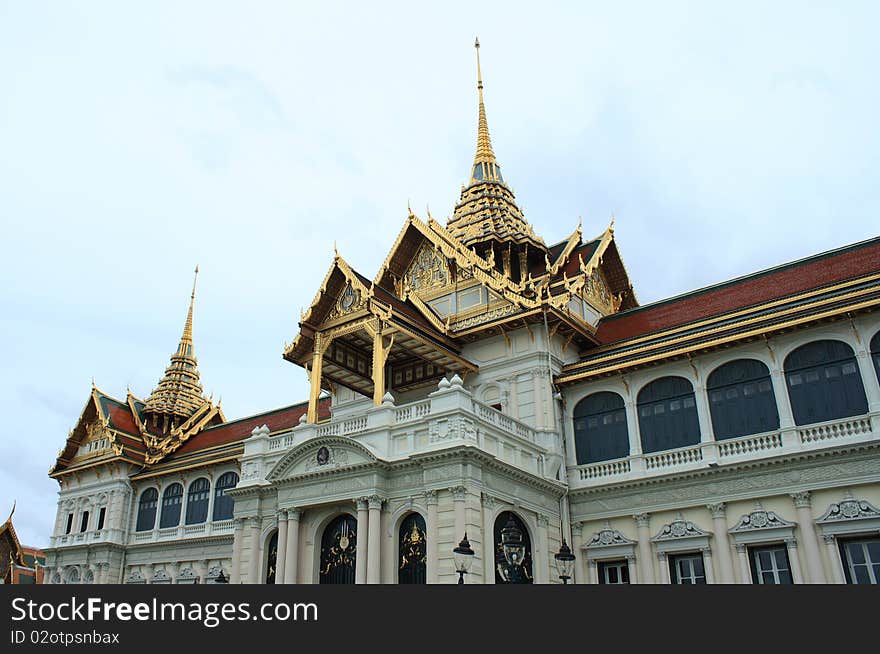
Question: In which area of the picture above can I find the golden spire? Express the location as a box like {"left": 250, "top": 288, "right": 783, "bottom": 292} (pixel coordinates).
{"left": 473, "top": 37, "right": 497, "bottom": 170}
{"left": 180, "top": 265, "right": 198, "bottom": 351}
{"left": 143, "top": 266, "right": 209, "bottom": 431}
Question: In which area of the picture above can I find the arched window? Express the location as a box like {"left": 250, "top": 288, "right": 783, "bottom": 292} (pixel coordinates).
{"left": 493, "top": 511, "right": 533, "bottom": 584}
{"left": 398, "top": 513, "right": 427, "bottom": 584}
{"left": 185, "top": 478, "right": 210, "bottom": 525}
{"left": 65, "top": 568, "right": 81, "bottom": 584}
{"left": 135, "top": 488, "right": 158, "bottom": 532}
{"left": 784, "top": 340, "right": 868, "bottom": 426}
{"left": 266, "top": 531, "right": 278, "bottom": 584}
{"left": 212, "top": 472, "right": 239, "bottom": 521}
{"left": 871, "top": 331, "right": 880, "bottom": 385}
{"left": 637, "top": 376, "right": 701, "bottom": 453}
{"left": 320, "top": 515, "right": 358, "bottom": 584}
{"left": 707, "top": 359, "right": 779, "bottom": 439}
{"left": 159, "top": 483, "right": 183, "bottom": 528}
{"left": 573, "top": 392, "right": 629, "bottom": 464}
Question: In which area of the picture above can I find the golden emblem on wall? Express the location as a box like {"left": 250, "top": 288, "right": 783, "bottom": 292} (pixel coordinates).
{"left": 404, "top": 243, "right": 451, "bottom": 292}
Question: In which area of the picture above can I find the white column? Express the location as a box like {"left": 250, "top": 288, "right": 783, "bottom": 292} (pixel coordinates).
{"left": 701, "top": 548, "right": 715, "bottom": 584}
{"left": 855, "top": 346, "right": 880, "bottom": 412}
{"left": 537, "top": 514, "right": 551, "bottom": 584}
{"left": 480, "top": 493, "right": 495, "bottom": 584}
{"left": 451, "top": 486, "right": 467, "bottom": 546}
{"left": 790, "top": 491, "right": 826, "bottom": 583}
{"left": 367, "top": 495, "right": 383, "bottom": 584}
{"left": 823, "top": 534, "right": 846, "bottom": 584}
{"left": 626, "top": 555, "right": 638, "bottom": 584}
{"left": 426, "top": 491, "right": 439, "bottom": 584}
{"left": 230, "top": 518, "right": 245, "bottom": 583}
{"left": 708, "top": 503, "right": 735, "bottom": 583}
{"left": 532, "top": 369, "right": 545, "bottom": 429}
{"left": 657, "top": 552, "right": 670, "bottom": 584}
{"left": 355, "top": 498, "right": 369, "bottom": 584}
{"left": 571, "top": 521, "right": 585, "bottom": 584}
{"left": 283, "top": 509, "right": 301, "bottom": 584}
{"left": 246, "top": 517, "right": 262, "bottom": 584}
{"left": 786, "top": 538, "right": 804, "bottom": 584}
{"left": 735, "top": 544, "right": 751, "bottom": 584}
{"left": 508, "top": 376, "right": 519, "bottom": 420}
{"left": 587, "top": 559, "right": 598, "bottom": 584}
{"left": 274, "top": 509, "right": 288, "bottom": 584}
{"left": 634, "top": 513, "right": 655, "bottom": 583}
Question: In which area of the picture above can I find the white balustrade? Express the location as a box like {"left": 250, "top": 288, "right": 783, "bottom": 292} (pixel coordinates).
{"left": 798, "top": 416, "right": 872, "bottom": 444}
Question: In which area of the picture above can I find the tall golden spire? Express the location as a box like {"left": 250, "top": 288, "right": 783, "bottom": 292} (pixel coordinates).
{"left": 143, "top": 266, "right": 208, "bottom": 433}
{"left": 473, "top": 37, "right": 497, "bottom": 171}
{"left": 447, "top": 38, "right": 546, "bottom": 255}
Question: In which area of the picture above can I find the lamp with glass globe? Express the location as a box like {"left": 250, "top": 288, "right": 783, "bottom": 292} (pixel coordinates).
{"left": 452, "top": 533, "right": 475, "bottom": 584}
{"left": 500, "top": 515, "right": 525, "bottom": 583}
{"left": 554, "top": 539, "right": 576, "bottom": 584}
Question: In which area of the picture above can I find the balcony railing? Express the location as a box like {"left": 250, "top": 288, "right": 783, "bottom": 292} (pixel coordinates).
{"left": 254, "top": 378, "right": 548, "bottom": 481}
{"left": 570, "top": 412, "right": 878, "bottom": 489}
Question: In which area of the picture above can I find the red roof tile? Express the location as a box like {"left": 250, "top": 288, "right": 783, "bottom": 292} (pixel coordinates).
{"left": 595, "top": 237, "right": 880, "bottom": 344}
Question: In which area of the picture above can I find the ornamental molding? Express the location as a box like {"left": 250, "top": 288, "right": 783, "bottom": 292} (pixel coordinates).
{"left": 569, "top": 447, "right": 880, "bottom": 521}
{"left": 817, "top": 494, "right": 880, "bottom": 523}
{"left": 652, "top": 514, "right": 710, "bottom": 542}
{"left": 729, "top": 502, "right": 797, "bottom": 545}
{"left": 266, "top": 436, "right": 379, "bottom": 483}
{"left": 730, "top": 503, "right": 795, "bottom": 533}
{"left": 586, "top": 522, "right": 635, "bottom": 548}
{"left": 816, "top": 493, "right": 880, "bottom": 537}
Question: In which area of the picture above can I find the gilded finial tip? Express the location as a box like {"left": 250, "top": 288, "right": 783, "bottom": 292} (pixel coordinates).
{"left": 474, "top": 37, "right": 480, "bottom": 48}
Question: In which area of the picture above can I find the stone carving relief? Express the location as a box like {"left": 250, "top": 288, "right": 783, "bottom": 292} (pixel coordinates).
{"left": 730, "top": 503, "right": 795, "bottom": 533}
{"left": 653, "top": 514, "right": 709, "bottom": 541}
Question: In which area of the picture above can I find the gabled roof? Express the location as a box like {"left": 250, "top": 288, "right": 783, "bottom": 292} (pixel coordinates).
{"left": 557, "top": 235, "right": 880, "bottom": 385}
{"left": 595, "top": 235, "right": 880, "bottom": 345}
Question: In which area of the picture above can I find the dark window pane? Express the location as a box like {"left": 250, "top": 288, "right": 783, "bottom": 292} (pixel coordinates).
{"left": 573, "top": 392, "right": 629, "bottom": 464}
{"left": 707, "top": 360, "right": 779, "bottom": 439}
{"left": 637, "top": 377, "right": 701, "bottom": 453}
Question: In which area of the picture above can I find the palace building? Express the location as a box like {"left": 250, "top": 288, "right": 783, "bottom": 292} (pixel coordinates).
{"left": 43, "top": 42, "right": 880, "bottom": 585}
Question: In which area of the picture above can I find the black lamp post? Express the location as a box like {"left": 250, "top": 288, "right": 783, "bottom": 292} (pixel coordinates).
{"left": 453, "top": 533, "right": 475, "bottom": 584}
{"left": 214, "top": 570, "right": 228, "bottom": 584}
{"left": 554, "top": 539, "right": 576, "bottom": 584}
{"left": 500, "top": 515, "right": 525, "bottom": 583}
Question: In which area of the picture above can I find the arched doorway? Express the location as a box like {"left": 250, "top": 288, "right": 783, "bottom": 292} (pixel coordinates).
{"left": 265, "top": 531, "right": 278, "bottom": 584}
{"left": 398, "top": 513, "right": 427, "bottom": 584}
{"left": 320, "top": 514, "right": 358, "bottom": 584}
{"left": 494, "top": 511, "right": 533, "bottom": 584}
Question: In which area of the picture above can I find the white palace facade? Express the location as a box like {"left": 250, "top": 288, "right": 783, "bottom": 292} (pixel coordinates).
{"left": 43, "top": 43, "right": 880, "bottom": 585}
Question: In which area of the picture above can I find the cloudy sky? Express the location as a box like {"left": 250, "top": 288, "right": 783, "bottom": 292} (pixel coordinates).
{"left": 1, "top": 1, "right": 878, "bottom": 547}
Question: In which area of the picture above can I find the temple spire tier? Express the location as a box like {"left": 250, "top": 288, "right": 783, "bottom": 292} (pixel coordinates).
{"left": 447, "top": 38, "right": 547, "bottom": 272}
{"left": 143, "top": 266, "right": 209, "bottom": 433}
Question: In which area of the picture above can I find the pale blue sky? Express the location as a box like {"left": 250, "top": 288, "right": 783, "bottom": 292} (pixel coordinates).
{"left": 1, "top": 1, "right": 878, "bottom": 546}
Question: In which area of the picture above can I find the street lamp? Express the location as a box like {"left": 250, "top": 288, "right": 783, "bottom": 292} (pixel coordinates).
{"left": 214, "top": 570, "right": 228, "bottom": 584}
{"left": 500, "top": 515, "right": 525, "bottom": 583}
{"left": 554, "top": 539, "right": 576, "bottom": 584}
{"left": 452, "top": 532, "right": 475, "bottom": 584}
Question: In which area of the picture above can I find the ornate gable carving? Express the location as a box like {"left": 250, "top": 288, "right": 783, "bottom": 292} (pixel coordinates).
{"left": 266, "top": 437, "right": 379, "bottom": 482}
{"left": 652, "top": 514, "right": 710, "bottom": 541}
{"left": 817, "top": 495, "right": 880, "bottom": 523}
{"left": 730, "top": 504, "right": 795, "bottom": 533}
{"left": 402, "top": 242, "right": 451, "bottom": 294}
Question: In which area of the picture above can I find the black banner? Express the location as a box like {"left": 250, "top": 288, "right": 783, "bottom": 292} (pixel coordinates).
{"left": 1, "top": 585, "right": 875, "bottom": 651}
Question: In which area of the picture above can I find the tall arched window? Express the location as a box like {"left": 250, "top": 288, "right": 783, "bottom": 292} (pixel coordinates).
{"left": 871, "top": 330, "right": 880, "bottom": 385}
{"left": 135, "top": 488, "right": 158, "bottom": 532}
{"left": 573, "top": 392, "right": 629, "bottom": 464}
{"left": 493, "top": 511, "right": 533, "bottom": 584}
{"left": 398, "top": 513, "right": 427, "bottom": 584}
{"left": 185, "top": 478, "right": 210, "bottom": 525}
{"left": 159, "top": 483, "right": 183, "bottom": 528}
{"left": 637, "top": 376, "right": 701, "bottom": 453}
{"left": 212, "top": 472, "right": 239, "bottom": 521}
{"left": 265, "top": 531, "right": 278, "bottom": 584}
{"left": 320, "top": 515, "right": 358, "bottom": 584}
{"left": 707, "top": 359, "right": 779, "bottom": 439}
{"left": 65, "top": 568, "right": 81, "bottom": 585}
{"left": 784, "top": 340, "right": 868, "bottom": 426}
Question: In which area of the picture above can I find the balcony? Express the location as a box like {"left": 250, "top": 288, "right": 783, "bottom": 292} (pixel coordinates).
{"left": 127, "top": 519, "right": 235, "bottom": 546}
{"left": 246, "top": 376, "right": 555, "bottom": 483}
{"left": 570, "top": 412, "right": 879, "bottom": 489}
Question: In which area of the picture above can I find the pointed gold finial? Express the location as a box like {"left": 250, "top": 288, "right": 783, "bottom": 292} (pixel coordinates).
{"left": 5, "top": 501, "right": 15, "bottom": 525}
{"left": 334, "top": 241, "right": 339, "bottom": 258}
{"left": 471, "top": 37, "right": 497, "bottom": 180}
{"left": 609, "top": 211, "right": 615, "bottom": 233}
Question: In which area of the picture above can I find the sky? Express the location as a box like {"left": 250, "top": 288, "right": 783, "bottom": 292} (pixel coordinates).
{"left": 1, "top": 1, "right": 878, "bottom": 548}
